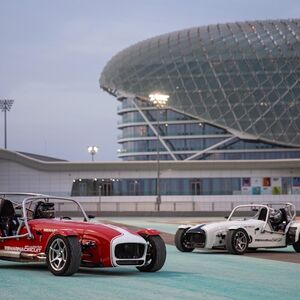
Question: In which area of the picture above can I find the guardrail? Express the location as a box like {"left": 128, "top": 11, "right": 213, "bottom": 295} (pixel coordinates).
{"left": 55, "top": 198, "right": 300, "bottom": 216}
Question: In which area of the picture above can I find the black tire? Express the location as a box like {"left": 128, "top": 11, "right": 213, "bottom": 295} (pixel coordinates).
{"left": 292, "top": 237, "right": 300, "bottom": 252}
{"left": 226, "top": 228, "right": 249, "bottom": 255}
{"left": 46, "top": 235, "right": 81, "bottom": 276}
{"left": 137, "top": 235, "right": 166, "bottom": 272}
{"left": 174, "top": 228, "right": 194, "bottom": 252}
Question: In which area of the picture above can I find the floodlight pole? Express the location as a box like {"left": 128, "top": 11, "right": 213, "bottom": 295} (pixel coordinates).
{"left": 0, "top": 99, "right": 14, "bottom": 149}
{"left": 149, "top": 94, "right": 169, "bottom": 212}
{"left": 88, "top": 146, "right": 99, "bottom": 161}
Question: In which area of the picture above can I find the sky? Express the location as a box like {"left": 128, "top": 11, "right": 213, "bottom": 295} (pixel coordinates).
{"left": 0, "top": 0, "right": 299, "bottom": 161}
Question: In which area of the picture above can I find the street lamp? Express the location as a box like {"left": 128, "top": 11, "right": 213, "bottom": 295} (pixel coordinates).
{"left": 88, "top": 146, "right": 98, "bottom": 161}
{"left": 149, "top": 93, "right": 169, "bottom": 212}
{"left": 0, "top": 99, "right": 14, "bottom": 149}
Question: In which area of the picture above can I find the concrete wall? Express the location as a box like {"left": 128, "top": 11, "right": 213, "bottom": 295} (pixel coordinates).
{"left": 74, "top": 194, "right": 300, "bottom": 210}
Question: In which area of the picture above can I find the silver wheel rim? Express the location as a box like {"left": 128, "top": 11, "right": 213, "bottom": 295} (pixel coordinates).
{"left": 144, "top": 241, "right": 153, "bottom": 266}
{"left": 49, "top": 238, "right": 68, "bottom": 271}
{"left": 233, "top": 231, "right": 247, "bottom": 252}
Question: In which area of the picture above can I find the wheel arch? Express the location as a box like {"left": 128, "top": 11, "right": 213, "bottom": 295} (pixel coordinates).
{"left": 228, "top": 225, "right": 247, "bottom": 232}
{"left": 137, "top": 228, "right": 160, "bottom": 239}
{"left": 227, "top": 227, "right": 249, "bottom": 240}
{"left": 45, "top": 230, "right": 79, "bottom": 248}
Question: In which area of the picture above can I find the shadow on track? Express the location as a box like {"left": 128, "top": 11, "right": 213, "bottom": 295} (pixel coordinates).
{"left": 0, "top": 262, "right": 47, "bottom": 272}
{"left": 78, "top": 268, "right": 188, "bottom": 278}
{"left": 0, "top": 262, "right": 184, "bottom": 278}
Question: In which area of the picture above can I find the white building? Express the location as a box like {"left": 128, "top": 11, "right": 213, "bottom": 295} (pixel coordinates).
{"left": 1, "top": 149, "right": 300, "bottom": 213}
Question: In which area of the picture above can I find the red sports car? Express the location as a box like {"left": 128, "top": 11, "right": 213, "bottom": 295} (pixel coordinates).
{"left": 0, "top": 193, "right": 166, "bottom": 276}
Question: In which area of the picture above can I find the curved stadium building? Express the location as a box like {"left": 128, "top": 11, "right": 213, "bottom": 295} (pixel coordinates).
{"left": 100, "top": 19, "right": 300, "bottom": 161}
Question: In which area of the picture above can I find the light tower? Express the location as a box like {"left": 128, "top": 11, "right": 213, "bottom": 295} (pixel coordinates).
{"left": 149, "top": 93, "right": 169, "bottom": 212}
{"left": 0, "top": 99, "right": 14, "bottom": 149}
{"left": 88, "top": 146, "right": 99, "bottom": 161}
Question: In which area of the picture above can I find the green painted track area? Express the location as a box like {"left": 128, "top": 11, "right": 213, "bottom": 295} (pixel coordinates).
{"left": 1, "top": 217, "right": 300, "bottom": 300}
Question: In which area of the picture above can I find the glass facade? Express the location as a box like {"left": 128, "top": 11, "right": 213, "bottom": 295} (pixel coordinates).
{"left": 116, "top": 98, "right": 300, "bottom": 160}
{"left": 71, "top": 176, "right": 300, "bottom": 197}
{"left": 100, "top": 19, "right": 300, "bottom": 157}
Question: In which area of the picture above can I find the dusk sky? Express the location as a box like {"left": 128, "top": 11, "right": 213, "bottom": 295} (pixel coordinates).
{"left": 0, "top": 0, "right": 299, "bottom": 161}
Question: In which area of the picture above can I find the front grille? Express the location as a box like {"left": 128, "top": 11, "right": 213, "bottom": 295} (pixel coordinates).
{"left": 186, "top": 232, "right": 206, "bottom": 248}
{"left": 115, "top": 243, "right": 145, "bottom": 259}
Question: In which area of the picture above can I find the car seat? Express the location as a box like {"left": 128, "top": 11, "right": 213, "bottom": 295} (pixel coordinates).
{"left": 0, "top": 198, "right": 19, "bottom": 237}
{"left": 258, "top": 207, "right": 267, "bottom": 221}
{"left": 274, "top": 208, "right": 288, "bottom": 231}
{"left": 33, "top": 201, "right": 55, "bottom": 219}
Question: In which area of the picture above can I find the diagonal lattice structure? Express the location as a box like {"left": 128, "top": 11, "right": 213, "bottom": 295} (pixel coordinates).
{"left": 100, "top": 19, "right": 300, "bottom": 149}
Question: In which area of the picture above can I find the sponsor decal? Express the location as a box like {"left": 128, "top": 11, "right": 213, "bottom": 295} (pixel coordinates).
{"left": 4, "top": 246, "right": 42, "bottom": 253}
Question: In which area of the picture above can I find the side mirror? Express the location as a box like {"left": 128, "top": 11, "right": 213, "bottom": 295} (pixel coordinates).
{"left": 224, "top": 216, "right": 229, "bottom": 219}
{"left": 88, "top": 215, "right": 95, "bottom": 219}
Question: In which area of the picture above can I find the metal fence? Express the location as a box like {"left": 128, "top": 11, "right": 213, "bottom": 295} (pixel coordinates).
{"left": 56, "top": 197, "right": 300, "bottom": 215}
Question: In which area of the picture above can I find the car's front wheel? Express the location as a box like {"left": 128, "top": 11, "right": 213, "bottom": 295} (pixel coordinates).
{"left": 137, "top": 235, "right": 166, "bottom": 272}
{"left": 46, "top": 235, "right": 81, "bottom": 276}
{"left": 175, "top": 228, "right": 194, "bottom": 252}
{"left": 226, "top": 228, "right": 249, "bottom": 255}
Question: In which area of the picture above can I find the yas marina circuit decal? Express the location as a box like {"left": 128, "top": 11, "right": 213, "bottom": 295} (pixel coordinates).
{"left": 4, "top": 245, "right": 42, "bottom": 253}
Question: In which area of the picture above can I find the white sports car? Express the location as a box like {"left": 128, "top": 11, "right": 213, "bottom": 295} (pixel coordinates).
{"left": 175, "top": 203, "right": 300, "bottom": 254}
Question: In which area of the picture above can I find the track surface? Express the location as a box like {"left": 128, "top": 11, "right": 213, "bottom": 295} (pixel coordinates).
{"left": 1, "top": 217, "right": 300, "bottom": 300}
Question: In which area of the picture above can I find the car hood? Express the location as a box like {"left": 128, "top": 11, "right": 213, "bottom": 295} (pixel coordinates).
{"left": 29, "top": 219, "right": 140, "bottom": 242}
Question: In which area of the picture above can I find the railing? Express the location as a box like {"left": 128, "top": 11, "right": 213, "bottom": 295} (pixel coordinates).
{"left": 55, "top": 196, "right": 300, "bottom": 214}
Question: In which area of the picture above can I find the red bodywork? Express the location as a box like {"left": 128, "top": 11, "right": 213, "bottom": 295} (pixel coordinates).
{"left": 0, "top": 194, "right": 166, "bottom": 274}
{"left": 0, "top": 218, "right": 156, "bottom": 267}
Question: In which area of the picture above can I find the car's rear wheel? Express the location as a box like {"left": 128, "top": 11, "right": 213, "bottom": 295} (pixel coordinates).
{"left": 292, "top": 236, "right": 300, "bottom": 252}
{"left": 137, "top": 235, "right": 166, "bottom": 272}
{"left": 175, "top": 228, "right": 194, "bottom": 252}
{"left": 226, "top": 228, "right": 248, "bottom": 255}
{"left": 46, "top": 235, "right": 81, "bottom": 276}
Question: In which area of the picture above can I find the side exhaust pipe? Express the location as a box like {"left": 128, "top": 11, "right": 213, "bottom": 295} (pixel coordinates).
{"left": 0, "top": 250, "right": 46, "bottom": 262}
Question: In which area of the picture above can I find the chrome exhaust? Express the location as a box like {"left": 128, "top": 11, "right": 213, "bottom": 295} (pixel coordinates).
{"left": 0, "top": 250, "right": 46, "bottom": 261}
{"left": 0, "top": 250, "right": 21, "bottom": 258}
{"left": 20, "top": 252, "right": 46, "bottom": 261}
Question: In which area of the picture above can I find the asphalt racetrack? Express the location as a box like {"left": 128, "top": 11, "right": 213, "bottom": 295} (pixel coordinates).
{"left": 1, "top": 217, "right": 300, "bottom": 300}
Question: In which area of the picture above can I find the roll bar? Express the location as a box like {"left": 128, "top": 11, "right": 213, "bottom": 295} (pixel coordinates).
{"left": 0, "top": 193, "right": 89, "bottom": 240}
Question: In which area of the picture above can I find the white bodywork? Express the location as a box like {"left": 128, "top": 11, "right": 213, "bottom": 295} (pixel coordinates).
{"left": 179, "top": 203, "right": 300, "bottom": 250}
{"left": 107, "top": 224, "right": 147, "bottom": 267}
